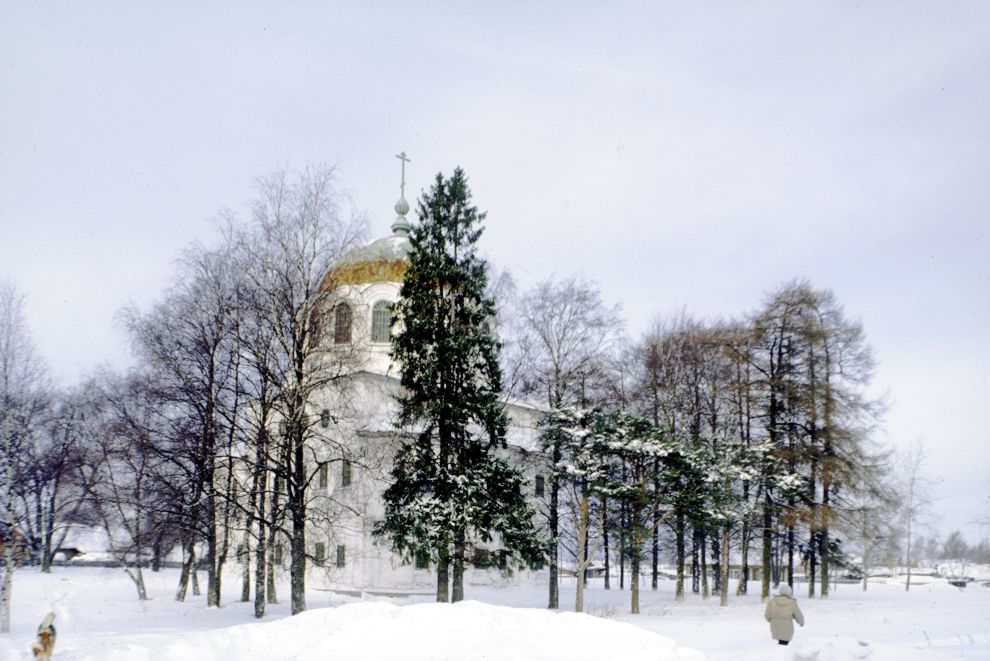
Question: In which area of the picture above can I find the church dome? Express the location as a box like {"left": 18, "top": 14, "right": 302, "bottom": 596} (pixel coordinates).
{"left": 321, "top": 152, "right": 414, "bottom": 291}
{"left": 319, "top": 233, "right": 411, "bottom": 290}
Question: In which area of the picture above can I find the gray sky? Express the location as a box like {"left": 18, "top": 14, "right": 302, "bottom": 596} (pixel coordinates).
{"left": 2, "top": 1, "right": 988, "bottom": 542}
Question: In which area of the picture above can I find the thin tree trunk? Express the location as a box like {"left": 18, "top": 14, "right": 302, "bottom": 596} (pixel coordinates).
{"left": 266, "top": 544, "right": 277, "bottom": 604}
{"left": 176, "top": 539, "right": 195, "bottom": 602}
{"left": 786, "top": 522, "right": 795, "bottom": 590}
{"left": 761, "top": 493, "right": 772, "bottom": 600}
{"left": 675, "top": 509, "right": 685, "bottom": 601}
{"left": 700, "top": 528, "right": 709, "bottom": 599}
{"left": 436, "top": 546, "right": 450, "bottom": 603}
{"left": 720, "top": 525, "right": 730, "bottom": 607}
{"left": 630, "top": 548, "right": 641, "bottom": 614}
{"left": 820, "top": 525, "right": 830, "bottom": 598}
{"left": 41, "top": 482, "right": 57, "bottom": 573}
{"left": 289, "top": 423, "right": 307, "bottom": 615}
{"left": 808, "top": 528, "right": 817, "bottom": 599}
{"left": 451, "top": 534, "right": 465, "bottom": 603}
{"left": 602, "top": 494, "right": 610, "bottom": 590}
{"left": 737, "top": 513, "right": 750, "bottom": 596}
{"left": 241, "top": 542, "right": 251, "bottom": 603}
{"left": 575, "top": 487, "right": 589, "bottom": 613}
{"left": 548, "top": 439, "right": 560, "bottom": 609}
{"left": 254, "top": 518, "right": 268, "bottom": 617}
{"left": 651, "top": 504, "right": 659, "bottom": 591}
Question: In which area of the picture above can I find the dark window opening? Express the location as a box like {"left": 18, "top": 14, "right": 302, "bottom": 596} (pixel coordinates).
{"left": 334, "top": 303, "right": 352, "bottom": 344}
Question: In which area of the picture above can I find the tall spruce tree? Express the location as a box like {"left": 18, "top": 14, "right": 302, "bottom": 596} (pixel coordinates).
{"left": 374, "top": 168, "right": 543, "bottom": 602}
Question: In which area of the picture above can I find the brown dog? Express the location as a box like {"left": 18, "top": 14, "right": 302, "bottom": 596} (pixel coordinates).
{"left": 31, "top": 612, "right": 56, "bottom": 660}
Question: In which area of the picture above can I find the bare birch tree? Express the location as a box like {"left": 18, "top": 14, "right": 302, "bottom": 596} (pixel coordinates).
{"left": 898, "top": 439, "right": 934, "bottom": 591}
{"left": 0, "top": 283, "right": 48, "bottom": 633}
{"left": 234, "top": 165, "right": 366, "bottom": 615}
{"left": 509, "top": 276, "right": 623, "bottom": 609}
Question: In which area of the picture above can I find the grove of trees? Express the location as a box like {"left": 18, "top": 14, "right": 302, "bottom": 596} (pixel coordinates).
{"left": 1, "top": 162, "right": 982, "bottom": 632}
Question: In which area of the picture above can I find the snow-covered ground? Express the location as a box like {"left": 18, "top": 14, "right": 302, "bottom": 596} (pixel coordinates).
{"left": 1, "top": 566, "right": 987, "bottom": 660}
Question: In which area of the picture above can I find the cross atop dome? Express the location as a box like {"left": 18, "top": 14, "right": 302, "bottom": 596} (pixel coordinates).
{"left": 392, "top": 151, "right": 411, "bottom": 236}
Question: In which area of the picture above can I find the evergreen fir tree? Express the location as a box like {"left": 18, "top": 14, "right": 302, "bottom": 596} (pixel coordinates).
{"left": 373, "top": 168, "right": 544, "bottom": 602}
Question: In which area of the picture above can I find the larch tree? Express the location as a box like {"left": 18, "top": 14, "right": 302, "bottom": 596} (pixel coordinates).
{"left": 750, "top": 281, "right": 884, "bottom": 598}
{"left": 375, "top": 168, "right": 543, "bottom": 603}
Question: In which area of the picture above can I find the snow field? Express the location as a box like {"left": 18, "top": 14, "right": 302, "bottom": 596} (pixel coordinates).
{"left": 1, "top": 567, "right": 988, "bottom": 660}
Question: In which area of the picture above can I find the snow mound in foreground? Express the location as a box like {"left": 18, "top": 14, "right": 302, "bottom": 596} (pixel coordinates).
{"left": 150, "top": 600, "right": 703, "bottom": 661}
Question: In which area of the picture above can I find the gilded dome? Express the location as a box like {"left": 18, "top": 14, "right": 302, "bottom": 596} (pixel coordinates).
{"left": 319, "top": 234, "right": 411, "bottom": 290}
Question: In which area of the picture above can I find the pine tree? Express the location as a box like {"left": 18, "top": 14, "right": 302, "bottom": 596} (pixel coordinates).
{"left": 540, "top": 406, "right": 614, "bottom": 613}
{"left": 374, "top": 168, "right": 544, "bottom": 602}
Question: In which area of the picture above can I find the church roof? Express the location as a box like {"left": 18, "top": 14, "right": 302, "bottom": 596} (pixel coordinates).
{"left": 320, "top": 152, "right": 413, "bottom": 290}
{"left": 319, "top": 234, "right": 411, "bottom": 290}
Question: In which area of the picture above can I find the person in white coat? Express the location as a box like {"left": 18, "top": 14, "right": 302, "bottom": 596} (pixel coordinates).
{"left": 764, "top": 584, "right": 804, "bottom": 645}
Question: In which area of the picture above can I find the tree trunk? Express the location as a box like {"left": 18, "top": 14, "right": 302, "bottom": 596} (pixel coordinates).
{"left": 253, "top": 446, "right": 269, "bottom": 617}
{"left": 808, "top": 528, "right": 817, "bottom": 599}
{"left": 241, "top": 544, "right": 251, "bottom": 603}
{"left": 602, "top": 494, "right": 610, "bottom": 590}
{"left": 737, "top": 515, "right": 750, "bottom": 596}
{"left": 651, "top": 505, "right": 659, "bottom": 591}
{"left": 548, "top": 440, "right": 560, "bottom": 608}
{"left": 630, "top": 550, "right": 640, "bottom": 614}
{"left": 41, "top": 482, "right": 57, "bottom": 573}
{"left": 575, "top": 487, "right": 589, "bottom": 613}
{"left": 253, "top": 521, "right": 268, "bottom": 617}
{"left": 718, "top": 525, "right": 729, "bottom": 607}
{"left": 675, "top": 510, "right": 685, "bottom": 601}
{"left": 700, "top": 528, "right": 709, "bottom": 599}
{"left": 451, "top": 534, "right": 465, "bottom": 602}
{"left": 289, "top": 427, "right": 307, "bottom": 615}
{"left": 691, "top": 527, "right": 700, "bottom": 594}
{"left": 786, "top": 523, "right": 795, "bottom": 590}
{"left": 761, "top": 493, "right": 772, "bottom": 600}
{"left": 176, "top": 540, "right": 195, "bottom": 602}
{"left": 618, "top": 497, "right": 626, "bottom": 591}
{"left": 0, "top": 547, "right": 12, "bottom": 633}
{"left": 266, "top": 474, "right": 279, "bottom": 605}
{"left": 207, "top": 491, "right": 219, "bottom": 607}
{"left": 820, "top": 526, "right": 830, "bottom": 598}
{"left": 126, "top": 565, "right": 148, "bottom": 601}
{"left": 266, "top": 545, "right": 277, "bottom": 604}
{"left": 436, "top": 546, "right": 450, "bottom": 603}
{"left": 1, "top": 413, "right": 12, "bottom": 632}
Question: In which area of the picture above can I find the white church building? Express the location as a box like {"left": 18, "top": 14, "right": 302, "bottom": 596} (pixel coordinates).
{"left": 296, "top": 161, "right": 548, "bottom": 595}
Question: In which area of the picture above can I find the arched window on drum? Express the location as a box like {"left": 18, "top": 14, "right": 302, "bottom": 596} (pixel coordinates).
{"left": 334, "top": 302, "right": 352, "bottom": 344}
{"left": 371, "top": 300, "right": 393, "bottom": 343}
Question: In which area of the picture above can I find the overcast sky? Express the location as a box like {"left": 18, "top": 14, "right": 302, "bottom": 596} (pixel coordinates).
{"left": 2, "top": 1, "right": 988, "bottom": 541}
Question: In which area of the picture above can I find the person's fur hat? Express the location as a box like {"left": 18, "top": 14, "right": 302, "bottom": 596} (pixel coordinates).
{"left": 778, "top": 584, "right": 793, "bottom": 597}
